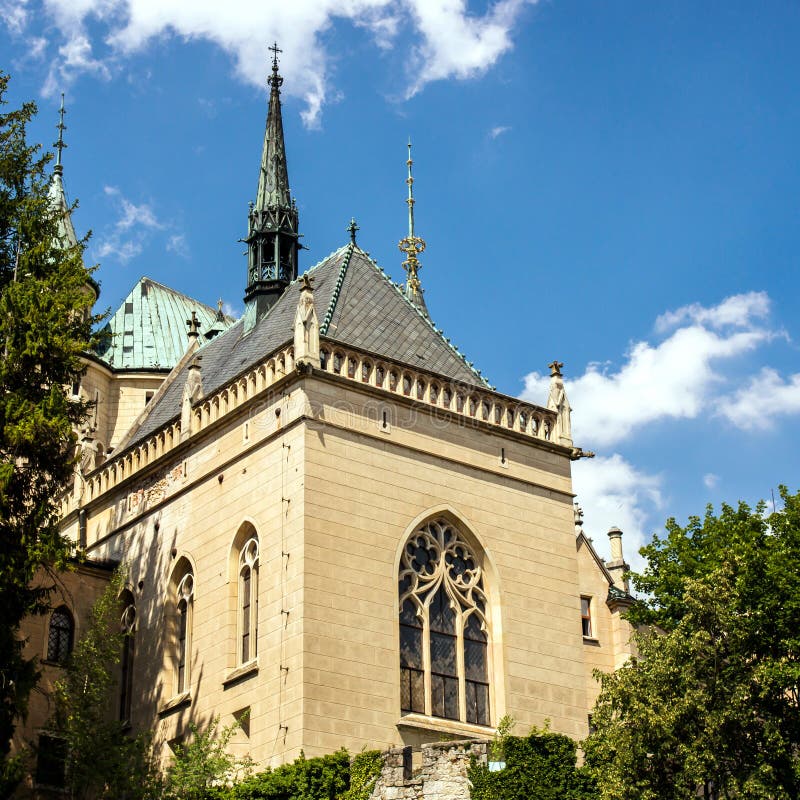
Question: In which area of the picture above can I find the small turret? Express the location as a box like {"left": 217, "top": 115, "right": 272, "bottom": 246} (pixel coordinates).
{"left": 606, "top": 526, "right": 630, "bottom": 592}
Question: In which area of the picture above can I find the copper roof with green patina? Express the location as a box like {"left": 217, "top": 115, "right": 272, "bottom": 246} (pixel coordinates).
{"left": 93, "top": 277, "right": 233, "bottom": 371}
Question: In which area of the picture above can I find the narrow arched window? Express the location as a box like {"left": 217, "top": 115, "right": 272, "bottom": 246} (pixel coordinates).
{"left": 399, "top": 519, "right": 491, "bottom": 726}
{"left": 47, "top": 607, "right": 74, "bottom": 665}
{"left": 119, "top": 598, "right": 136, "bottom": 723}
{"left": 176, "top": 572, "right": 194, "bottom": 694}
{"left": 239, "top": 537, "right": 259, "bottom": 663}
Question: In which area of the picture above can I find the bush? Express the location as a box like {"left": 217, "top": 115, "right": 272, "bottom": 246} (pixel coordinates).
{"left": 469, "top": 726, "right": 597, "bottom": 800}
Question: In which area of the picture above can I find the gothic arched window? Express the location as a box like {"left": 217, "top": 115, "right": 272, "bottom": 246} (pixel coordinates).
{"left": 239, "top": 537, "right": 259, "bottom": 663}
{"left": 119, "top": 594, "right": 136, "bottom": 723}
{"left": 175, "top": 571, "right": 194, "bottom": 695}
{"left": 399, "top": 519, "right": 490, "bottom": 726}
{"left": 47, "top": 606, "right": 74, "bottom": 665}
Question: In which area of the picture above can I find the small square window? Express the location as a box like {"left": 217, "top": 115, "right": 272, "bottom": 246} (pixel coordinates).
{"left": 581, "top": 597, "right": 592, "bottom": 638}
{"left": 145, "top": 391, "right": 154, "bottom": 406}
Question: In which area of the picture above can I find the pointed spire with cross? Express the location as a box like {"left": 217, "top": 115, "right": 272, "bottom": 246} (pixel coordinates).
{"left": 347, "top": 218, "right": 359, "bottom": 245}
{"left": 244, "top": 42, "right": 300, "bottom": 325}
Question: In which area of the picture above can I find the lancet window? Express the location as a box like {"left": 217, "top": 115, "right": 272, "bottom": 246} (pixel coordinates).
{"left": 239, "top": 536, "right": 259, "bottom": 663}
{"left": 175, "top": 572, "right": 194, "bottom": 694}
{"left": 399, "top": 519, "right": 490, "bottom": 726}
{"left": 119, "top": 595, "right": 136, "bottom": 722}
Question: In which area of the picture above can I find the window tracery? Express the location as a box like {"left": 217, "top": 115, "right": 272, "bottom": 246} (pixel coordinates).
{"left": 239, "top": 537, "right": 259, "bottom": 663}
{"left": 399, "top": 519, "right": 490, "bottom": 726}
{"left": 176, "top": 572, "right": 194, "bottom": 694}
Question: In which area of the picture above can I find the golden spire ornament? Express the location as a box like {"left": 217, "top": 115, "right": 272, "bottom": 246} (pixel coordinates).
{"left": 398, "top": 140, "right": 429, "bottom": 317}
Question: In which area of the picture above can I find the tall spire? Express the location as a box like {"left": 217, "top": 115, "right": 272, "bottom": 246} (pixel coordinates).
{"left": 398, "top": 140, "right": 429, "bottom": 317}
{"left": 48, "top": 95, "right": 98, "bottom": 303}
{"left": 49, "top": 93, "right": 78, "bottom": 249}
{"left": 55, "top": 93, "right": 67, "bottom": 176}
{"left": 255, "top": 43, "right": 292, "bottom": 210}
{"left": 244, "top": 43, "right": 300, "bottom": 325}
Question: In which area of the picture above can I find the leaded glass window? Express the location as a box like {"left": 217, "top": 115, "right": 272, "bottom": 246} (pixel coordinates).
{"left": 47, "top": 607, "right": 73, "bottom": 665}
{"left": 398, "top": 519, "right": 490, "bottom": 726}
{"left": 239, "top": 537, "right": 259, "bottom": 663}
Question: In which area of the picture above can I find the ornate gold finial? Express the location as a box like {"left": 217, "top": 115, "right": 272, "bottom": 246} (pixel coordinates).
{"left": 54, "top": 93, "right": 67, "bottom": 175}
{"left": 398, "top": 139, "right": 428, "bottom": 314}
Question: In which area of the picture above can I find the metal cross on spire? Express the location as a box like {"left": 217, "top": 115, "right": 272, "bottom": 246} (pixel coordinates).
{"left": 268, "top": 42, "right": 283, "bottom": 88}
{"left": 347, "top": 217, "right": 359, "bottom": 244}
{"left": 54, "top": 93, "right": 67, "bottom": 175}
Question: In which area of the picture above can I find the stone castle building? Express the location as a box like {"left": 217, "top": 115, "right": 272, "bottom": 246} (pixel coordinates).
{"left": 14, "top": 52, "right": 635, "bottom": 789}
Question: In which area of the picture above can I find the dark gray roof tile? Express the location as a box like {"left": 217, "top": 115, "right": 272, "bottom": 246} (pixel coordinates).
{"left": 121, "top": 244, "right": 487, "bottom": 450}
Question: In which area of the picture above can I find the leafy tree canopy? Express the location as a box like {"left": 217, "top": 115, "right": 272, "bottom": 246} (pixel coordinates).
{"left": 585, "top": 488, "right": 800, "bottom": 800}
{"left": 0, "top": 70, "right": 101, "bottom": 765}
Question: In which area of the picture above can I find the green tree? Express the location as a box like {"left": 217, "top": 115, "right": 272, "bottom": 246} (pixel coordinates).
{"left": 0, "top": 71, "right": 99, "bottom": 775}
{"left": 49, "top": 570, "right": 158, "bottom": 799}
{"left": 584, "top": 489, "right": 800, "bottom": 799}
{"left": 163, "top": 717, "right": 252, "bottom": 800}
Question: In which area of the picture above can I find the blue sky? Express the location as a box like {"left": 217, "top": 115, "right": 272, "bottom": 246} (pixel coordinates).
{"left": 3, "top": 0, "right": 800, "bottom": 570}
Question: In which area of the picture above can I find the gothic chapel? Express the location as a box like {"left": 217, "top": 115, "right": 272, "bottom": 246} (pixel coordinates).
{"left": 17, "top": 51, "right": 635, "bottom": 774}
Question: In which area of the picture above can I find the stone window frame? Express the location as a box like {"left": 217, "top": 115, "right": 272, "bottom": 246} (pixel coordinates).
{"left": 167, "top": 556, "right": 195, "bottom": 699}
{"left": 581, "top": 595, "right": 593, "bottom": 639}
{"left": 398, "top": 517, "right": 492, "bottom": 727}
{"left": 46, "top": 605, "right": 74, "bottom": 665}
{"left": 119, "top": 591, "right": 136, "bottom": 724}
{"left": 238, "top": 536, "right": 260, "bottom": 665}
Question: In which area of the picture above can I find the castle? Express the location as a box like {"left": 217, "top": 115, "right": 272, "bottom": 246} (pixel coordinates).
{"left": 14, "top": 51, "right": 635, "bottom": 790}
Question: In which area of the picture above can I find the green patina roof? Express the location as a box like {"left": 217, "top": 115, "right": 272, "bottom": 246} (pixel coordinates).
{"left": 93, "top": 277, "right": 234, "bottom": 371}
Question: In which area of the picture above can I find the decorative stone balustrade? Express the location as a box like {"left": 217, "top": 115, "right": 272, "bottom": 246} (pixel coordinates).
{"left": 61, "top": 338, "right": 558, "bottom": 518}
{"left": 317, "top": 343, "right": 557, "bottom": 443}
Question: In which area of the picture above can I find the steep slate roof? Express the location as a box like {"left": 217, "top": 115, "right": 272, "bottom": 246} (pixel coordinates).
{"left": 93, "top": 278, "right": 233, "bottom": 371}
{"left": 123, "top": 244, "right": 488, "bottom": 449}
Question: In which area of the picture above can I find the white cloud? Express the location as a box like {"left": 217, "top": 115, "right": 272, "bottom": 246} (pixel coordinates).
{"left": 15, "top": 0, "right": 534, "bottom": 125}
{"left": 703, "top": 473, "right": 720, "bottom": 490}
{"left": 404, "top": 0, "right": 532, "bottom": 97}
{"left": 94, "top": 185, "right": 164, "bottom": 265}
{"left": 655, "top": 290, "right": 771, "bottom": 333}
{"left": 521, "top": 292, "right": 779, "bottom": 448}
{"left": 717, "top": 368, "right": 800, "bottom": 431}
{"left": 43, "top": 32, "right": 112, "bottom": 96}
{"left": 0, "top": 0, "right": 29, "bottom": 35}
{"left": 222, "top": 301, "right": 240, "bottom": 319}
{"left": 104, "top": 185, "right": 162, "bottom": 230}
{"left": 96, "top": 237, "right": 142, "bottom": 264}
{"left": 573, "top": 454, "right": 663, "bottom": 575}
{"left": 166, "top": 233, "right": 189, "bottom": 258}
{"left": 489, "top": 125, "right": 510, "bottom": 139}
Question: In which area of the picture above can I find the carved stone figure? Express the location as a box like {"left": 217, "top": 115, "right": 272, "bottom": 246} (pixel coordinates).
{"left": 294, "top": 274, "right": 320, "bottom": 368}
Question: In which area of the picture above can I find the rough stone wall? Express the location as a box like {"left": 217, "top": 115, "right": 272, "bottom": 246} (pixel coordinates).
{"left": 369, "top": 740, "right": 489, "bottom": 800}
